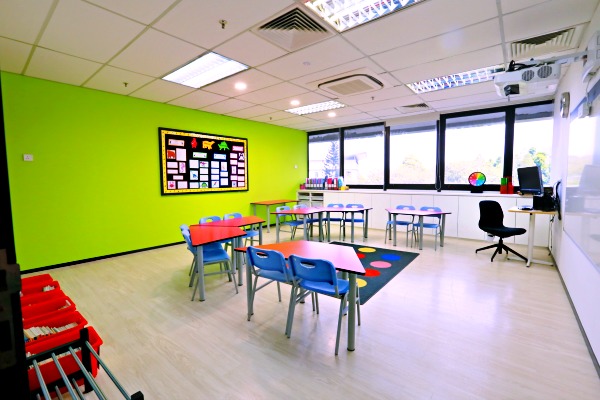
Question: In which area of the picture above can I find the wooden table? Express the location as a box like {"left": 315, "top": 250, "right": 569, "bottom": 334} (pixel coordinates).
{"left": 200, "top": 215, "right": 265, "bottom": 283}
{"left": 508, "top": 207, "right": 556, "bottom": 267}
{"left": 235, "top": 240, "right": 365, "bottom": 351}
{"left": 250, "top": 199, "right": 298, "bottom": 232}
{"left": 189, "top": 225, "right": 246, "bottom": 301}
{"left": 385, "top": 208, "right": 452, "bottom": 250}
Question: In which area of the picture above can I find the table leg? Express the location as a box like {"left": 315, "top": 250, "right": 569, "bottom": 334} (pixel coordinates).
{"left": 258, "top": 222, "right": 263, "bottom": 245}
{"left": 192, "top": 245, "right": 205, "bottom": 301}
{"left": 526, "top": 212, "right": 535, "bottom": 267}
{"left": 235, "top": 237, "right": 243, "bottom": 285}
{"left": 364, "top": 210, "right": 369, "bottom": 239}
{"left": 326, "top": 212, "right": 331, "bottom": 242}
{"left": 393, "top": 214, "right": 398, "bottom": 246}
{"left": 440, "top": 214, "right": 446, "bottom": 247}
{"left": 351, "top": 213, "right": 355, "bottom": 243}
{"left": 347, "top": 273, "right": 357, "bottom": 351}
{"left": 303, "top": 218, "right": 309, "bottom": 241}
{"left": 318, "top": 212, "right": 324, "bottom": 242}
{"left": 276, "top": 214, "right": 280, "bottom": 243}
{"left": 266, "top": 205, "right": 271, "bottom": 233}
{"left": 246, "top": 248, "right": 253, "bottom": 321}
{"left": 418, "top": 216, "right": 424, "bottom": 250}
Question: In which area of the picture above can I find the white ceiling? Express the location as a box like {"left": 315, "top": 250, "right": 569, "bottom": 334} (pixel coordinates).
{"left": 1, "top": 0, "right": 598, "bottom": 131}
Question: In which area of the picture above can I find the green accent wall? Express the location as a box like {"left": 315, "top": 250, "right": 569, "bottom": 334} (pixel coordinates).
{"left": 1, "top": 73, "right": 307, "bottom": 271}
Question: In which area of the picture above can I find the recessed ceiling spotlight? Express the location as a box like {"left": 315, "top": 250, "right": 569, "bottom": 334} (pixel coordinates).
{"left": 235, "top": 82, "right": 247, "bottom": 90}
{"left": 290, "top": 99, "right": 300, "bottom": 106}
{"left": 328, "top": 111, "right": 336, "bottom": 117}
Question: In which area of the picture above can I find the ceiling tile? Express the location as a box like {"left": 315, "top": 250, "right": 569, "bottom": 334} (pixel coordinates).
{"left": 129, "top": 79, "right": 195, "bottom": 102}
{"left": 226, "top": 105, "right": 277, "bottom": 119}
{"left": 418, "top": 81, "right": 498, "bottom": 102}
{"left": 0, "top": 38, "right": 32, "bottom": 74}
{"left": 84, "top": 65, "right": 155, "bottom": 94}
{"left": 236, "top": 82, "right": 308, "bottom": 104}
{"left": 168, "top": 90, "right": 229, "bottom": 109}
{"left": 110, "top": 28, "right": 205, "bottom": 77}
{"left": 201, "top": 98, "right": 255, "bottom": 114}
{"left": 503, "top": 0, "right": 600, "bottom": 42}
{"left": 391, "top": 46, "right": 505, "bottom": 84}
{"left": 214, "top": 31, "right": 288, "bottom": 67}
{"left": 86, "top": 0, "right": 176, "bottom": 24}
{"left": 339, "top": 86, "right": 415, "bottom": 106}
{"left": 202, "top": 69, "right": 282, "bottom": 97}
{"left": 250, "top": 111, "right": 297, "bottom": 123}
{"left": 153, "top": 0, "right": 293, "bottom": 49}
{"left": 501, "top": 0, "right": 550, "bottom": 14}
{"left": 39, "top": 0, "right": 145, "bottom": 63}
{"left": 26, "top": 47, "right": 102, "bottom": 86}
{"left": 0, "top": 0, "right": 54, "bottom": 43}
{"left": 263, "top": 92, "right": 331, "bottom": 110}
{"left": 342, "top": 0, "right": 499, "bottom": 55}
{"left": 257, "top": 37, "right": 365, "bottom": 81}
{"left": 372, "top": 20, "right": 502, "bottom": 72}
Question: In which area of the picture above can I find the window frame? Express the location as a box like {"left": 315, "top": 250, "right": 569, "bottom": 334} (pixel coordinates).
{"left": 306, "top": 100, "right": 553, "bottom": 192}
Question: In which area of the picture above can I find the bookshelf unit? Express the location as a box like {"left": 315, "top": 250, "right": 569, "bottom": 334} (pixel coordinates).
{"left": 297, "top": 190, "right": 324, "bottom": 207}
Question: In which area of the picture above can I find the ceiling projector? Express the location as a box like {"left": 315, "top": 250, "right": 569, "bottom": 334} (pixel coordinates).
{"left": 494, "top": 63, "right": 561, "bottom": 97}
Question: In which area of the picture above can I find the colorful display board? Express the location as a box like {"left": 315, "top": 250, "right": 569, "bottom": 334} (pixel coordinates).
{"left": 159, "top": 127, "right": 248, "bottom": 195}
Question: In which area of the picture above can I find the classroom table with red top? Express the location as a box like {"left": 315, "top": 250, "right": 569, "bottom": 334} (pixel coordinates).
{"left": 250, "top": 199, "right": 299, "bottom": 232}
{"left": 199, "top": 215, "right": 265, "bottom": 284}
{"left": 385, "top": 208, "right": 452, "bottom": 250}
{"left": 189, "top": 224, "right": 246, "bottom": 301}
{"left": 235, "top": 240, "right": 366, "bottom": 352}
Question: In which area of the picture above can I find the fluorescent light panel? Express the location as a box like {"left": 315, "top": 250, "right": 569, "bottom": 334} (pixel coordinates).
{"left": 407, "top": 65, "right": 505, "bottom": 94}
{"left": 286, "top": 100, "right": 345, "bottom": 115}
{"left": 163, "top": 52, "right": 248, "bottom": 88}
{"left": 304, "top": 0, "right": 425, "bottom": 32}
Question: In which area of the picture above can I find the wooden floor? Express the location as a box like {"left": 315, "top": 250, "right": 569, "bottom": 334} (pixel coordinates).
{"left": 29, "top": 228, "right": 600, "bottom": 399}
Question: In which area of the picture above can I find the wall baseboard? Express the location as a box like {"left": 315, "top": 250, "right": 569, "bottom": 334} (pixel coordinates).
{"left": 20, "top": 241, "right": 184, "bottom": 274}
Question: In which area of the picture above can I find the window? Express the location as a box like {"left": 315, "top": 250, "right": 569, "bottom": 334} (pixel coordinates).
{"left": 343, "top": 124, "right": 384, "bottom": 185}
{"left": 389, "top": 121, "right": 437, "bottom": 184}
{"left": 308, "top": 131, "right": 340, "bottom": 179}
{"left": 444, "top": 112, "right": 506, "bottom": 185}
{"left": 512, "top": 103, "right": 553, "bottom": 185}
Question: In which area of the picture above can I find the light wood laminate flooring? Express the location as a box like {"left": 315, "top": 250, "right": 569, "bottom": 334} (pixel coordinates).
{"left": 27, "top": 229, "right": 600, "bottom": 399}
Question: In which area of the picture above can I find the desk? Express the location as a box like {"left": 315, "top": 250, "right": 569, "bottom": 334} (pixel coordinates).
{"left": 235, "top": 240, "right": 365, "bottom": 351}
{"left": 272, "top": 207, "right": 324, "bottom": 243}
{"left": 200, "top": 215, "right": 265, "bottom": 284}
{"left": 250, "top": 199, "right": 299, "bottom": 232}
{"left": 322, "top": 206, "right": 372, "bottom": 243}
{"left": 385, "top": 208, "right": 452, "bottom": 250}
{"left": 508, "top": 207, "right": 556, "bottom": 267}
{"left": 189, "top": 225, "right": 246, "bottom": 301}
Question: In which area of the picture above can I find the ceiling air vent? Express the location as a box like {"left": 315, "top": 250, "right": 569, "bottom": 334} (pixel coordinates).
{"left": 318, "top": 74, "right": 384, "bottom": 97}
{"left": 254, "top": 7, "right": 334, "bottom": 52}
{"left": 511, "top": 26, "right": 584, "bottom": 60}
{"left": 395, "top": 103, "right": 430, "bottom": 114}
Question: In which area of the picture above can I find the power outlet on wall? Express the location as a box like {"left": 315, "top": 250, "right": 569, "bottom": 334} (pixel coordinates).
{"left": 23, "top": 154, "right": 33, "bottom": 162}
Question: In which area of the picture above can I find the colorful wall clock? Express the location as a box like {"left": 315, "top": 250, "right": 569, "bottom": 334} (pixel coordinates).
{"left": 468, "top": 172, "right": 486, "bottom": 193}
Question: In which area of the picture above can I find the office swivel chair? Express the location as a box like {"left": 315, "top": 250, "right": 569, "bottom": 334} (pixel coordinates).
{"left": 475, "top": 200, "right": 527, "bottom": 262}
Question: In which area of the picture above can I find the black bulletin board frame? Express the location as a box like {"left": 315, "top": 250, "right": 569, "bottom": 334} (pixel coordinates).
{"left": 159, "top": 127, "right": 248, "bottom": 195}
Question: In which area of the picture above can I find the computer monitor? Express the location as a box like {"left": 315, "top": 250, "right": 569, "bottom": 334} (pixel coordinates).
{"left": 517, "top": 165, "right": 543, "bottom": 195}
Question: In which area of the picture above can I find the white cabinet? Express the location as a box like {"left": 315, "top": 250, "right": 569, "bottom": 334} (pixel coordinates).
{"left": 297, "top": 190, "right": 324, "bottom": 207}
{"left": 298, "top": 190, "right": 551, "bottom": 249}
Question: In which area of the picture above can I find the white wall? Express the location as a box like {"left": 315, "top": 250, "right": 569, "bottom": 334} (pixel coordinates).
{"left": 552, "top": 9, "right": 600, "bottom": 361}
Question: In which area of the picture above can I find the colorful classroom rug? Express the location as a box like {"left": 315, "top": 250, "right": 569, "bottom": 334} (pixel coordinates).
{"left": 330, "top": 242, "right": 419, "bottom": 305}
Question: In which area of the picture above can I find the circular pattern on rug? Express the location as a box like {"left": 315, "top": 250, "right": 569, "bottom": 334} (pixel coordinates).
{"left": 370, "top": 260, "right": 392, "bottom": 268}
{"left": 357, "top": 278, "right": 367, "bottom": 288}
{"left": 358, "top": 247, "right": 376, "bottom": 253}
{"left": 356, "top": 253, "right": 366, "bottom": 259}
{"left": 381, "top": 253, "right": 402, "bottom": 262}
{"left": 365, "top": 268, "right": 381, "bottom": 277}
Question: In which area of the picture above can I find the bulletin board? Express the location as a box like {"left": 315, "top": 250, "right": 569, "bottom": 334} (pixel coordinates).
{"left": 159, "top": 127, "right": 248, "bottom": 195}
